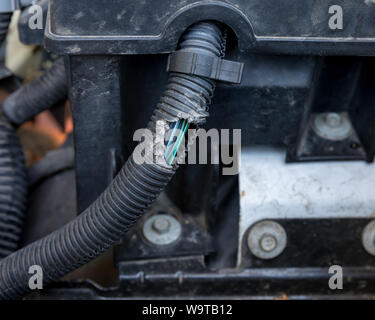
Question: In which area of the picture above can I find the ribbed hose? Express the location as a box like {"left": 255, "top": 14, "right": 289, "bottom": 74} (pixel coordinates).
{"left": 0, "top": 12, "right": 27, "bottom": 259}
{"left": 150, "top": 23, "right": 225, "bottom": 127}
{"left": 0, "top": 13, "right": 11, "bottom": 46}
{"left": 2, "top": 59, "right": 67, "bottom": 126}
{"left": 0, "top": 21, "right": 225, "bottom": 300}
{"left": 0, "top": 113, "right": 27, "bottom": 259}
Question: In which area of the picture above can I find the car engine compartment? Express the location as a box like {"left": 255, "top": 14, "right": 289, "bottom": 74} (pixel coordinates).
{"left": 0, "top": 0, "right": 375, "bottom": 300}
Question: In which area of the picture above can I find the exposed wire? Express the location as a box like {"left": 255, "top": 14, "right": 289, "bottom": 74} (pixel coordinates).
{"left": 164, "top": 119, "right": 190, "bottom": 165}
{"left": 164, "top": 120, "right": 180, "bottom": 159}
{"left": 168, "top": 120, "right": 190, "bottom": 165}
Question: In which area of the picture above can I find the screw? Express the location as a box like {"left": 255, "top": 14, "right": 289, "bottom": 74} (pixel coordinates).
{"left": 143, "top": 214, "right": 182, "bottom": 245}
{"left": 247, "top": 221, "right": 287, "bottom": 260}
{"left": 259, "top": 234, "right": 277, "bottom": 252}
{"left": 152, "top": 216, "right": 170, "bottom": 234}
{"left": 326, "top": 113, "right": 342, "bottom": 128}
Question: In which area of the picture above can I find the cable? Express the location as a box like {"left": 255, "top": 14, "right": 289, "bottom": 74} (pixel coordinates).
{"left": 0, "top": 21, "right": 226, "bottom": 300}
{"left": 0, "top": 113, "right": 27, "bottom": 259}
{"left": 2, "top": 58, "right": 67, "bottom": 126}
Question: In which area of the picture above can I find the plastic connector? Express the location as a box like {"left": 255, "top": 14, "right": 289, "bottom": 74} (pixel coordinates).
{"left": 167, "top": 51, "right": 244, "bottom": 84}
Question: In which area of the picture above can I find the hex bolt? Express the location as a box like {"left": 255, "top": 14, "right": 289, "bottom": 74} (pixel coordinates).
{"left": 152, "top": 217, "right": 170, "bottom": 234}
{"left": 143, "top": 214, "right": 182, "bottom": 246}
{"left": 247, "top": 220, "right": 287, "bottom": 260}
{"left": 362, "top": 220, "right": 375, "bottom": 256}
{"left": 326, "top": 113, "right": 342, "bottom": 128}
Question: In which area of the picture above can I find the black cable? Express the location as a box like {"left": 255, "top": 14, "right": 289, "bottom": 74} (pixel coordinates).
{"left": 0, "top": 113, "right": 28, "bottom": 259}
{"left": 0, "top": 13, "right": 28, "bottom": 261}
{"left": 0, "top": 21, "right": 226, "bottom": 300}
{"left": 28, "top": 147, "right": 74, "bottom": 186}
{"left": 2, "top": 58, "right": 67, "bottom": 126}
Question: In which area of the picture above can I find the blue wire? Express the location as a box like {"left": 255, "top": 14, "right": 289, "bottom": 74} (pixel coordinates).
{"left": 164, "top": 120, "right": 180, "bottom": 160}
{"left": 168, "top": 120, "right": 189, "bottom": 165}
{"left": 166, "top": 120, "right": 186, "bottom": 163}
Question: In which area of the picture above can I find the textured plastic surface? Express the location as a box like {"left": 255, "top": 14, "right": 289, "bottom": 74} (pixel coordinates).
{"left": 46, "top": 0, "right": 375, "bottom": 56}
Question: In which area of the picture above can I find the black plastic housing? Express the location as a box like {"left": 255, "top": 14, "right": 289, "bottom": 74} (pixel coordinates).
{"left": 46, "top": 0, "right": 375, "bottom": 56}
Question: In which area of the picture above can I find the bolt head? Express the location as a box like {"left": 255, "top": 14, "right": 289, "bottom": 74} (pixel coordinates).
{"left": 259, "top": 234, "right": 277, "bottom": 252}
{"left": 247, "top": 220, "right": 287, "bottom": 260}
{"left": 312, "top": 112, "right": 352, "bottom": 141}
{"left": 152, "top": 217, "right": 170, "bottom": 234}
{"left": 143, "top": 214, "right": 182, "bottom": 245}
{"left": 326, "top": 113, "right": 342, "bottom": 128}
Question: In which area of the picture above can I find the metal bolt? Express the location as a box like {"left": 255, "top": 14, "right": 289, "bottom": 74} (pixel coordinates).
{"left": 326, "top": 113, "right": 342, "bottom": 128}
{"left": 247, "top": 220, "right": 287, "bottom": 260}
{"left": 152, "top": 217, "right": 170, "bottom": 234}
{"left": 362, "top": 220, "right": 375, "bottom": 256}
{"left": 259, "top": 234, "right": 277, "bottom": 252}
{"left": 312, "top": 112, "right": 352, "bottom": 141}
{"left": 143, "top": 214, "right": 182, "bottom": 246}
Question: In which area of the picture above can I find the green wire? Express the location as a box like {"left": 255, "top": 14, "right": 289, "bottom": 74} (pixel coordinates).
{"left": 164, "top": 120, "right": 180, "bottom": 161}
{"left": 165, "top": 120, "right": 184, "bottom": 162}
{"left": 168, "top": 120, "right": 189, "bottom": 165}
{"left": 165, "top": 119, "right": 186, "bottom": 161}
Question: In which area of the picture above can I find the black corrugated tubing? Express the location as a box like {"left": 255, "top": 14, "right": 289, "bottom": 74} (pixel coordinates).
{"left": 0, "top": 12, "right": 28, "bottom": 259}
{"left": 0, "top": 21, "right": 226, "bottom": 300}
{"left": 0, "top": 113, "right": 28, "bottom": 259}
{"left": 0, "top": 13, "right": 11, "bottom": 45}
{"left": 2, "top": 58, "right": 67, "bottom": 126}
{"left": 0, "top": 12, "right": 28, "bottom": 261}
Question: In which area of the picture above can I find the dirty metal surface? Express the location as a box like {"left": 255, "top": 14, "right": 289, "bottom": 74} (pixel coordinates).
{"left": 238, "top": 146, "right": 375, "bottom": 265}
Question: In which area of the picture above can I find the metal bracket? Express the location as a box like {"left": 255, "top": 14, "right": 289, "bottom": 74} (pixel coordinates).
{"left": 167, "top": 51, "right": 244, "bottom": 84}
{"left": 0, "top": 0, "right": 20, "bottom": 12}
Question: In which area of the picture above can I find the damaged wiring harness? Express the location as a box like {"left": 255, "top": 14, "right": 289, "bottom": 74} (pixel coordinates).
{"left": 0, "top": 20, "right": 244, "bottom": 299}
